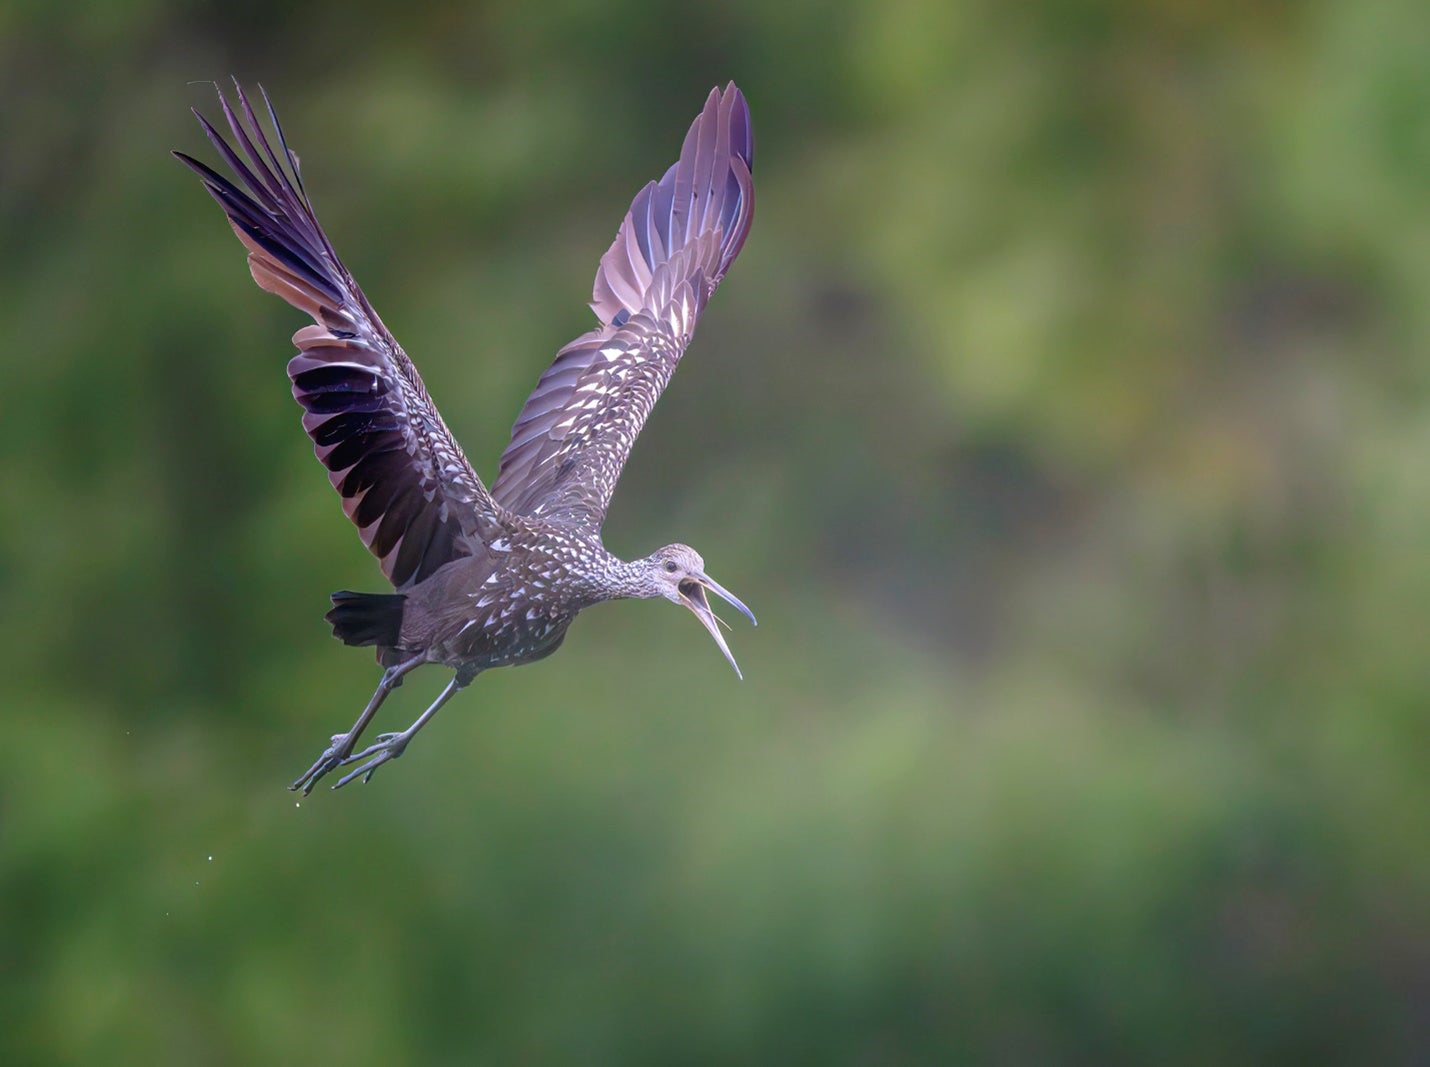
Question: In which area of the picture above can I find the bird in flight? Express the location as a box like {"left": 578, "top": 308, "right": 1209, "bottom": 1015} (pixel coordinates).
{"left": 175, "top": 81, "right": 756, "bottom": 793}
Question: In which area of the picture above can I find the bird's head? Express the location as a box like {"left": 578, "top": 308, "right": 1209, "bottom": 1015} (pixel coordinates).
{"left": 645, "top": 543, "right": 757, "bottom": 678}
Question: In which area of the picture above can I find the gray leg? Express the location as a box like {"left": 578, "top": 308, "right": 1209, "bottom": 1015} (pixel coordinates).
{"left": 290, "top": 653, "right": 427, "bottom": 795}
{"left": 332, "top": 672, "right": 469, "bottom": 789}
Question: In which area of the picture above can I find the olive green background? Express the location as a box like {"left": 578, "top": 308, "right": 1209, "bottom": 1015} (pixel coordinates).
{"left": 3, "top": 1, "right": 1427, "bottom": 1062}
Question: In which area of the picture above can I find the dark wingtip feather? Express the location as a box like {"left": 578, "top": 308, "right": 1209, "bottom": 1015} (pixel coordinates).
{"left": 723, "top": 83, "right": 754, "bottom": 174}
{"left": 176, "top": 80, "right": 339, "bottom": 288}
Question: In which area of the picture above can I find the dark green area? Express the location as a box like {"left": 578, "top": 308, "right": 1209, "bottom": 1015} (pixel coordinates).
{"left": 3, "top": 1, "right": 1427, "bottom": 1062}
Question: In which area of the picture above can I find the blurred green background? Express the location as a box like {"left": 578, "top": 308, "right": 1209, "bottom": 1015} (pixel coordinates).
{"left": 3, "top": 0, "right": 1428, "bottom": 1062}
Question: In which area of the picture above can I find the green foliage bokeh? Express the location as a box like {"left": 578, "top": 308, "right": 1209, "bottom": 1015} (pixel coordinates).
{"left": 2, "top": 1, "right": 1427, "bottom": 1062}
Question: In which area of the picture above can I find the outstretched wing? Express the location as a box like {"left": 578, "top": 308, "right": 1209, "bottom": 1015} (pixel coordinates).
{"left": 174, "top": 82, "right": 501, "bottom": 590}
{"left": 490, "top": 84, "right": 754, "bottom": 530}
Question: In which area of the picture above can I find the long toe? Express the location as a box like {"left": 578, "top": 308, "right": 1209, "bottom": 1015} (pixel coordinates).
{"left": 341, "top": 732, "right": 406, "bottom": 764}
{"left": 332, "top": 733, "right": 410, "bottom": 789}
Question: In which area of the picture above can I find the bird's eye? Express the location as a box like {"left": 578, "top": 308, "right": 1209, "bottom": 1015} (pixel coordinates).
{"left": 664, "top": 560, "right": 679, "bottom": 573}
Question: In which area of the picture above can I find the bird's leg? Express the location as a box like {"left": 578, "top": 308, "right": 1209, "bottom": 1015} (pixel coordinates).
{"left": 332, "top": 670, "right": 472, "bottom": 789}
{"left": 289, "top": 653, "right": 427, "bottom": 795}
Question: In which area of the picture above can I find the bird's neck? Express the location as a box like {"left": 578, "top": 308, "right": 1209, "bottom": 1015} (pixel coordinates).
{"left": 575, "top": 551, "right": 660, "bottom": 603}
{"left": 517, "top": 522, "right": 659, "bottom": 605}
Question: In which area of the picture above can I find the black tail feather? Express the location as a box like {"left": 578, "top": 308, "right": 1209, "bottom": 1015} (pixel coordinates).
{"left": 327, "top": 590, "right": 405, "bottom": 647}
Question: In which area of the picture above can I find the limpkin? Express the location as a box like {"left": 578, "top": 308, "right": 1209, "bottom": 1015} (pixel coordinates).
{"left": 175, "top": 82, "right": 756, "bottom": 792}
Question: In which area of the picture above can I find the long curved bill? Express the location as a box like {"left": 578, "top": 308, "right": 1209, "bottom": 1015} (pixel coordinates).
{"left": 677, "top": 572, "right": 757, "bottom": 679}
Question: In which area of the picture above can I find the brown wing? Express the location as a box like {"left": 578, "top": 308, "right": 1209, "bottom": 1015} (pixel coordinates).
{"left": 490, "top": 84, "right": 754, "bottom": 530}
{"left": 174, "top": 82, "right": 502, "bottom": 590}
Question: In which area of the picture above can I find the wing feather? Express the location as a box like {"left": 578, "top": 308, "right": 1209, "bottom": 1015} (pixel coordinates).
{"left": 175, "top": 81, "right": 501, "bottom": 589}
{"left": 491, "top": 84, "right": 754, "bottom": 528}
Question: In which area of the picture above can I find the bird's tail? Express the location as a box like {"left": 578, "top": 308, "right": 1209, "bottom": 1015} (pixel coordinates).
{"left": 326, "top": 591, "right": 406, "bottom": 647}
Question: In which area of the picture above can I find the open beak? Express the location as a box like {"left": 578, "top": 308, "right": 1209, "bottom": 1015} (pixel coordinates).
{"left": 677, "top": 572, "right": 757, "bottom": 679}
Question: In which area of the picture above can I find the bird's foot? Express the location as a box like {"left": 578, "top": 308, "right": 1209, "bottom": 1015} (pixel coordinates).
{"left": 333, "top": 731, "right": 412, "bottom": 789}
{"left": 289, "top": 733, "right": 355, "bottom": 796}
